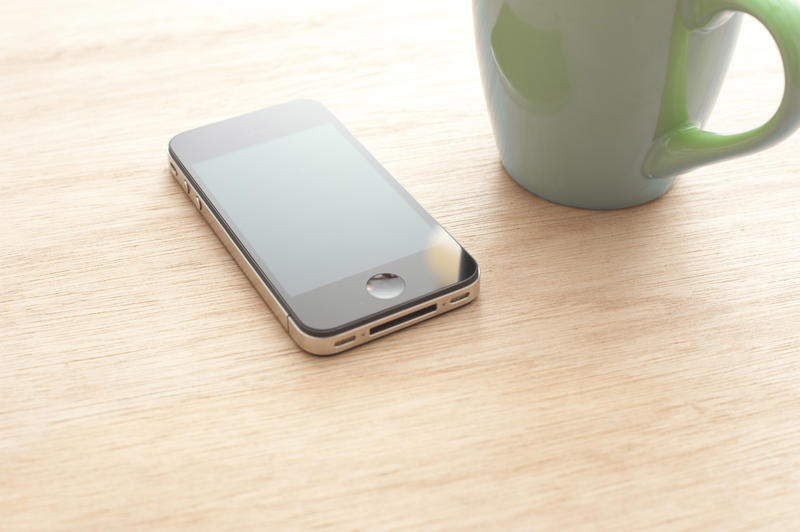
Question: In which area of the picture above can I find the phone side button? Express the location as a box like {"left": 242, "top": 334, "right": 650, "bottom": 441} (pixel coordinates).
{"left": 194, "top": 194, "right": 202, "bottom": 211}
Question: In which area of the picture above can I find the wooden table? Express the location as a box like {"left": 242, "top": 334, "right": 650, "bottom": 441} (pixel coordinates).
{"left": 2, "top": 1, "right": 799, "bottom": 529}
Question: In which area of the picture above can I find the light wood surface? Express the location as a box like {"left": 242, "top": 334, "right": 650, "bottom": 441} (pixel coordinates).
{"left": 2, "top": 1, "right": 799, "bottom": 529}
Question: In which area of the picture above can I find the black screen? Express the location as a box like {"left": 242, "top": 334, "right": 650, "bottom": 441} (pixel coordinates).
{"left": 192, "top": 122, "right": 439, "bottom": 297}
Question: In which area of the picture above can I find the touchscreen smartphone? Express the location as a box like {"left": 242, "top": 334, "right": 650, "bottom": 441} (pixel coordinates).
{"left": 168, "top": 100, "right": 479, "bottom": 355}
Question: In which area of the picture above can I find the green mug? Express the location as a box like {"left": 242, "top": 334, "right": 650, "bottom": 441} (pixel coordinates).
{"left": 473, "top": 0, "right": 800, "bottom": 209}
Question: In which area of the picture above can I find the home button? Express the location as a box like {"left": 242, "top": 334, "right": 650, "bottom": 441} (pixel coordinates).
{"left": 366, "top": 273, "right": 405, "bottom": 299}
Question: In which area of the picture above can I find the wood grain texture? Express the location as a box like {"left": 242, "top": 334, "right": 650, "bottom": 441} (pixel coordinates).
{"left": 2, "top": 1, "right": 799, "bottom": 529}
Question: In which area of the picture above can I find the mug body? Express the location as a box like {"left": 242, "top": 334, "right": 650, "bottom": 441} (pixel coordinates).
{"left": 473, "top": 0, "right": 742, "bottom": 209}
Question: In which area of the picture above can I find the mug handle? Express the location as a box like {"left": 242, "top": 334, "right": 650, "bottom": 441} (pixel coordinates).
{"left": 643, "top": 0, "right": 800, "bottom": 179}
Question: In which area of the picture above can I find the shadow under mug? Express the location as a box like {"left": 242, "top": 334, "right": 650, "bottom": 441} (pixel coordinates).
{"left": 473, "top": 0, "right": 800, "bottom": 209}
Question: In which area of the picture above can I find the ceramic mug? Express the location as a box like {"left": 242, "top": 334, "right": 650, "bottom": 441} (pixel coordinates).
{"left": 473, "top": 0, "right": 800, "bottom": 209}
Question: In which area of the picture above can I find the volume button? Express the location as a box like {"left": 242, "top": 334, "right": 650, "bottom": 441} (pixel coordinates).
{"left": 194, "top": 194, "right": 202, "bottom": 211}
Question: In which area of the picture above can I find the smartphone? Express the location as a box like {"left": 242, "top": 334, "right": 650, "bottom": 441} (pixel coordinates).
{"left": 168, "top": 100, "right": 479, "bottom": 355}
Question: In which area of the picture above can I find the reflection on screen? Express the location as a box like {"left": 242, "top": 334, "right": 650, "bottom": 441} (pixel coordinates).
{"left": 192, "top": 123, "right": 435, "bottom": 296}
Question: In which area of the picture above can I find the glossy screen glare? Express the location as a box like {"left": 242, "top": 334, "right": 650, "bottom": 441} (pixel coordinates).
{"left": 191, "top": 123, "right": 436, "bottom": 296}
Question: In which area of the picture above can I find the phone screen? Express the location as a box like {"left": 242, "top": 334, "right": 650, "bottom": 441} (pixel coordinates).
{"left": 172, "top": 101, "right": 478, "bottom": 334}
{"left": 191, "top": 122, "right": 438, "bottom": 297}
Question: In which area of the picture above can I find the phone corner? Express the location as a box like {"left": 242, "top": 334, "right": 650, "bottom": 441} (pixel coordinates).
{"left": 287, "top": 317, "right": 341, "bottom": 356}
{"left": 167, "top": 132, "right": 186, "bottom": 156}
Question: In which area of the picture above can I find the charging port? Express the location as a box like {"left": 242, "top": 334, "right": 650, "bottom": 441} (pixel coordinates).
{"left": 370, "top": 304, "right": 437, "bottom": 336}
